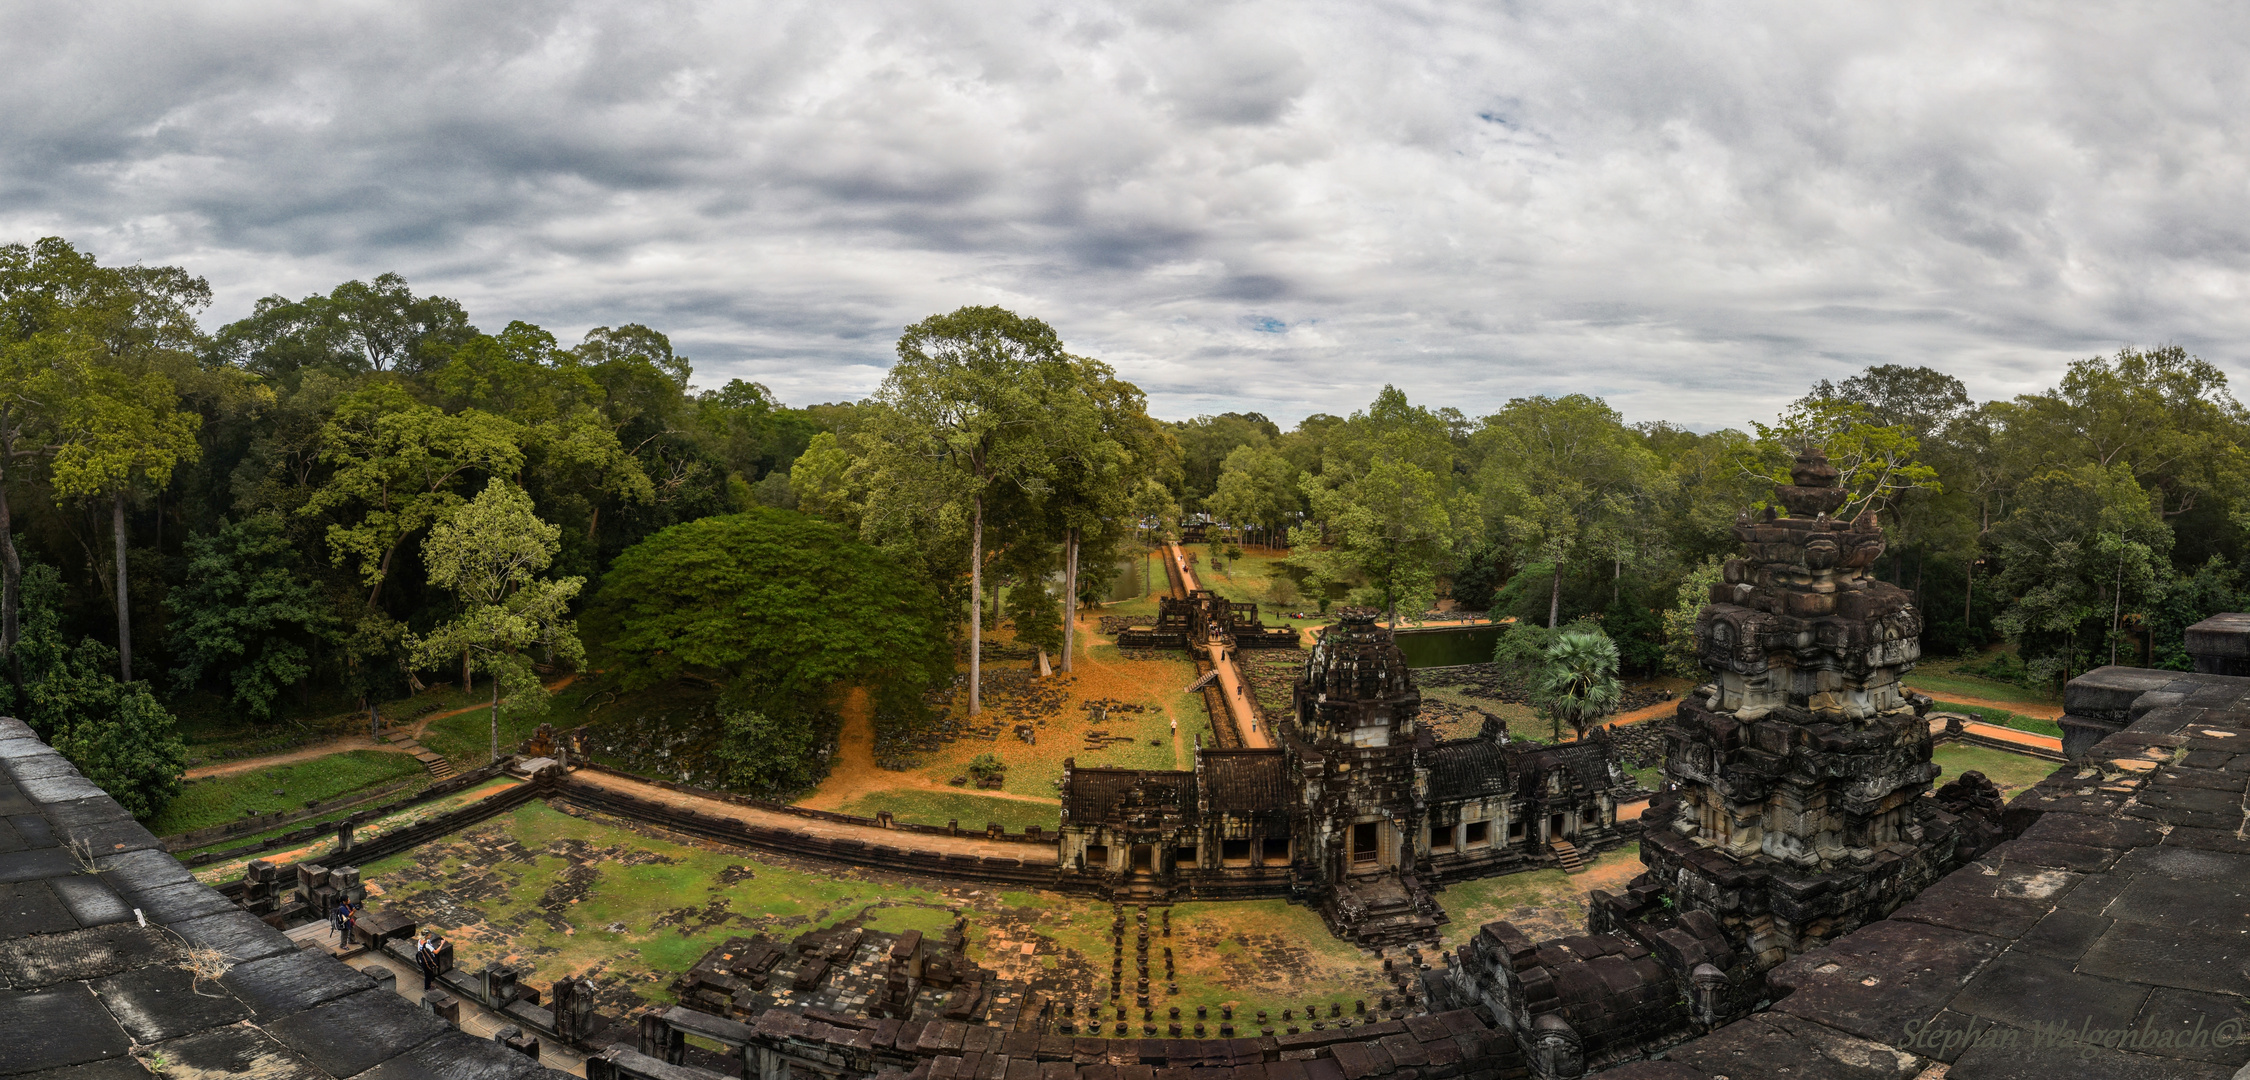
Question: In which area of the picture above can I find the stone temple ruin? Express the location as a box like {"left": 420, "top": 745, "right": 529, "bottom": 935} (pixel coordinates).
{"left": 1428, "top": 450, "right": 2016, "bottom": 1075}
{"left": 1059, "top": 611, "right": 1648, "bottom": 945}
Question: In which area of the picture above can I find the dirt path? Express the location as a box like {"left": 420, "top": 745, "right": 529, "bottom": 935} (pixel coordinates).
{"left": 408, "top": 672, "right": 580, "bottom": 738}
{"left": 575, "top": 767, "right": 1058, "bottom": 863}
{"left": 798, "top": 687, "right": 1062, "bottom": 811}
{"left": 185, "top": 736, "right": 411, "bottom": 780}
{"left": 184, "top": 673, "right": 584, "bottom": 782}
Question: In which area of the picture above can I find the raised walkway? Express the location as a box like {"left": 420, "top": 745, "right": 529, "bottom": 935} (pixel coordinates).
{"left": 1167, "top": 542, "right": 1272, "bottom": 750}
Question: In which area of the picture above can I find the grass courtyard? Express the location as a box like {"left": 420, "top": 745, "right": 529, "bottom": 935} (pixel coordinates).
{"left": 357, "top": 799, "right": 1446, "bottom": 1020}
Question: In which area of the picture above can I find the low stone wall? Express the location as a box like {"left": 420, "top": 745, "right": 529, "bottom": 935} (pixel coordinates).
{"left": 555, "top": 775, "right": 1060, "bottom": 887}
{"left": 216, "top": 771, "right": 550, "bottom": 905}
{"left": 183, "top": 758, "right": 520, "bottom": 867}
{"left": 573, "top": 761, "right": 1056, "bottom": 846}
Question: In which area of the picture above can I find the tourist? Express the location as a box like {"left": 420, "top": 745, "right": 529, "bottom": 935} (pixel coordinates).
{"left": 341, "top": 901, "right": 361, "bottom": 946}
{"left": 416, "top": 933, "right": 443, "bottom": 990}
{"left": 330, "top": 900, "right": 347, "bottom": 940}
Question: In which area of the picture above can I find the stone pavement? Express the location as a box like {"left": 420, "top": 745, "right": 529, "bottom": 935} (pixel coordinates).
{"left": 0, "top": 716, "right": 565, "bottom": 1080}
{"left": 1603, "top": 671, "right": 2250, "bottom": 1080}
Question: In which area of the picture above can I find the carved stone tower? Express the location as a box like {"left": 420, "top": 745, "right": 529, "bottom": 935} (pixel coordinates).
{"left": 1635, "top": 448, "right": 1968, "bottom": 969}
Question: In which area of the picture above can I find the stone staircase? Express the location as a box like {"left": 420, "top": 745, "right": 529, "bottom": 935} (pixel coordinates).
{"left": 1326, "top": 871, "right": 1442, "bottom": 946}
{"left": 385, "top": 730, "right": 458, "bottom": 780}
{"left": 1550, "top": 838, "right": 1587, "bottom": 874}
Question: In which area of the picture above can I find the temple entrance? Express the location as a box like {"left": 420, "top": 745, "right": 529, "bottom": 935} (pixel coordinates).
{"left": 1130, "top": 844, "right": 1154, "bottom": 873}
{"left": 1549, "top": 813, "right": 1566, "bottom": 839}
{"left": 1352, "top": 822, "right": 1380, "bottom": 866}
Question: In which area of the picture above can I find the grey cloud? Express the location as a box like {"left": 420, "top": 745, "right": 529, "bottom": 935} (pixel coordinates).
{"left": 4, "top": 0, "right": 2249, "bottom": 427}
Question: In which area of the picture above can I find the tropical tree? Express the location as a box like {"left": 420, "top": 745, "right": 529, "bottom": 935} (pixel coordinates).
{"left": 1991, "top": 463, "right": 2171, "bottom": 683}
{"left": 300, "top": 383, "right": 525, "bottom": 608}
{"left": 861, "top": 307, "right": 1076, "bottom": 715}
{"left": 1532, "top": 624, "right": 1623, "bottom": 741}
{"left": 1475, "top": 395, "right": 1661, "bottom": 627}
{"left": 168, "top": 514, "right": 336, "bottom": 719}
{"left": 584, "top": 508, "right": 950, "bottom": 717}
{"left": 410, "top": 479, "right": 585, "bottom": 762}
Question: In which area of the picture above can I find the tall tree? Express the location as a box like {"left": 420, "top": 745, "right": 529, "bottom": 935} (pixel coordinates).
{"left": 1475, "top": 395, "right": 1661, "bottom": 627}
{"left": 1291, "top": 387, "right": 1477, "bottom": 623}
{"left": 863, "top": 307, "right": 1075, "bottom": 715}
{"left": 43, "top": 254, "right": 211, "bottom": 682}
{"left": 411, "top": 479, "right": 584, "bottom": 762}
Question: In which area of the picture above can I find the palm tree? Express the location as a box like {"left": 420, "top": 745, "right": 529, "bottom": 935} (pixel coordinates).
{"left": 1535, "top": 625, "right": 1622, "bottom": 741}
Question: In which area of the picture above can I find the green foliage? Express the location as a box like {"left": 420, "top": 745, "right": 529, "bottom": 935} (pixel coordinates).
{"left": 712, "top": 705, "right": 831, "bottom": 793}
{"left": 1005, "top": 569, "right": 1063, "bottom": 654}
{"left": 411, "top": 479, "right": 586, "bottom": 761}
{"left": 1289, "top": 387, "right": 1478, "bottom": 621}
{"left": 1474, "top": 394, "right": 1663, "bottom": 628}
{"left": 587, "top": 508, "right": 950, "bottom": 712}
{"left": 1663, "top": 556, "right": 1726, "bottom": 678}
{"left": 43, "top": 647, "right": 186, "bottom": 821}
{"left": 967, "top": 752, "right": 1006, "bottom": 783}
{"left": 1529, "top": 624, "right": 1623, "bottom": 741}
{"left": 1740, "top": 396, "right": 1941, "bottom": 519}
{"left": 168, "top": 514, "right": 336, "bottom": 719}
{"left": 1992, "top": 463, "right": 2170, "bottom": 675}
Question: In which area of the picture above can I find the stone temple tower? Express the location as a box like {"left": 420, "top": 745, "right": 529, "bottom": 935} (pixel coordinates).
{"left": 1631, "top": 447, "right": 1979, "bottom": 969}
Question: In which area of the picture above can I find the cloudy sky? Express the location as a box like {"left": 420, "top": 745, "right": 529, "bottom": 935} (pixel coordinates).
{"left": 5, "top": 2, "right": 2248, "bottom": 427}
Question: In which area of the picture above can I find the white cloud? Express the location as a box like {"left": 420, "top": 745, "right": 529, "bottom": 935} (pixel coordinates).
{"left": 4, "top": 0, "right": 2248, "bottom": 425}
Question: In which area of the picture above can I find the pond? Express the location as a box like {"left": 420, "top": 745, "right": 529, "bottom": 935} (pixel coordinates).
{"left": 1391, "top": 624, "right": 1505, "bottom": 668}
{"left": 1095, "top": 556, "right": 1150, "bottom": 603}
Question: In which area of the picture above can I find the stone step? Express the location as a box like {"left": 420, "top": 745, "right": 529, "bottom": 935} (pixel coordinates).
{"left": 420, "top": 756, "right": 457, "bottom": 779}
{"left": 1550, "top": 839, "right": 1587, "bottom": 873}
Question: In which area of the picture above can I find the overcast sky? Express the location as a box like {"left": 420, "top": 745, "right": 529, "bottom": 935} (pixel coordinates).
{"left": 5, "top": 2, "right": 2247, "bottom": 427}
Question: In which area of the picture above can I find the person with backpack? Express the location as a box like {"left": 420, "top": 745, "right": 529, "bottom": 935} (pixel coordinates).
{"left": 415, "top": 932, "right": 443, "bottom": 991}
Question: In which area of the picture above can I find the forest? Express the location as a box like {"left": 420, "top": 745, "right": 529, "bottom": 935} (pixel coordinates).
{"left": 5, "top": 235, "right": 2245, "bottom": 816}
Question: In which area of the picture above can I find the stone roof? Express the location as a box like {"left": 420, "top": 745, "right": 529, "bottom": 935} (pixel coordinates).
{"left": 1514, "top": 740, "right": 1614, "bottom": 797}
{"left": 0, "top": 716, "right": 564, "bottom": 1080}
{"left": 1198, "top": 750, "right": 1289, "bottom": 813}
{"left": 1600, "top": 669, "right": 2250, "bottom": 1079}
{"left": 1422, "top": 739, "right": 1514, "bottom": 801}
{"left": 1061, "top": 768, "right": 1196, "bottom": 825}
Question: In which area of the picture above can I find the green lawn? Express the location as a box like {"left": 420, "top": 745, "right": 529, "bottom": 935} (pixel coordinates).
{"left": 151, "top": 750, "right": 428, "bottom": 838}
{"left": 837, "top": 790, "right": 1060, "bottom": 834}
{"left": 1905, "top": 658, "right": 2060, "bottom": 709}
{"left": 1928, "top": 699, "right": 2064, "bottom": 737}
{"left": 1933, "top": 744, "right": 2064, "bottom": 799}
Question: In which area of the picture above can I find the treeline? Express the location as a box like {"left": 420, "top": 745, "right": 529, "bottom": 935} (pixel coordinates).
{"left": 1144, "top": 356, "right": 2250, "bottom": 687}
{"left": 0, "top": 238, "right": 845, "bottom": 809}
{"left": 10, "top": 234, "right": 2247, "bottom": 810}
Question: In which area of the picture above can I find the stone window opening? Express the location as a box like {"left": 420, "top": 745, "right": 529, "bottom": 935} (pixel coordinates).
{"left": 1222, "top": 839, "right": 1253, "bottom": 867}
{"left": 1465, "top": 821, "right": 1491, "bottom": 848}
{"left": 1176, "top": 844, "right": 1197, "bottom": 868}
{"left": 1507, "top": 819, "right": 1526, "bottom": 840}
{"left": 1086, "top": 844, "right": 1110, "bottom": 869}
{"left": 1429, "top": 822, "right": 1456, "bottom": 853}
{"left": 1262, "top": 837, "right": 1290, "bottom": 864}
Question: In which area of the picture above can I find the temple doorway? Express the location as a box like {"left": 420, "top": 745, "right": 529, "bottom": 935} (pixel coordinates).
{"left": 1131, "top": 844, "right": 1154, "bottom": 873}
{"left": 1352, "top": 822, "right": 1380, "bottom": 866}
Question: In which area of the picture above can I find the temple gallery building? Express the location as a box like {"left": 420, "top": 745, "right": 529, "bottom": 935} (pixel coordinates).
{"left": 1056, "top": 612, "right": 1647, "bottom": 945}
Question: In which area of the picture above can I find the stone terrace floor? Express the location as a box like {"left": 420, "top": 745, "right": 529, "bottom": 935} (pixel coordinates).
{"left": 1606, "top": 670, "right": 2250, "bottom": 1080}
{"left": 0, "top": 716, "right": 566, "bottom": 1080}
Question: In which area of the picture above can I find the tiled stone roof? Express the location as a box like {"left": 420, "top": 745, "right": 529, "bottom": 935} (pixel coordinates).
{"left": 1422, "top": 740, "right": 1512, "bottom": 801}
{"left": 1199, "top": 751, "right": 1289, "bottom": 812}
{"left": 0, "top": 716, "right": 564, "bottom": 1080}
